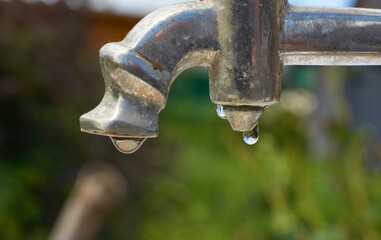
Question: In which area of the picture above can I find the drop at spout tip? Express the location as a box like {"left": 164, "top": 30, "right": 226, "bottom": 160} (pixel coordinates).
{"left": 216, "top": 105, "right": 226, "bottom": 119}
{"left": 110, "top": 137, "right": 147, "bottom": 154}
{"left": 243, "top": 125, "right": 259, "bottom": 145}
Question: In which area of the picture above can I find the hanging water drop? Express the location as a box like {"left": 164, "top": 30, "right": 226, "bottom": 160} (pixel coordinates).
{"left": 110, "top": 137, "right": 147, "bottom": 154}
{"left": 216, "top": 105, "right": 226, "bottom": 119}
{"left": 243, "top": 125, "right": 259, "bottom": 145}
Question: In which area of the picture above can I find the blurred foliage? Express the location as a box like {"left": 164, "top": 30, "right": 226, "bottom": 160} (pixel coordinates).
{"left": 0, "top": 1, "right": 381, "bottom": 240}
{"left": 110, "top": 69, "right": 381, "bottom": 240}
{"left": 0, "top": 2, "right": 92, "bottom": 239}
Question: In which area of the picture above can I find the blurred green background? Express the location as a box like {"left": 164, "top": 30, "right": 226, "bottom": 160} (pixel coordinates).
{"left": 1, "top": 1, "right": 381, "bottom": 239}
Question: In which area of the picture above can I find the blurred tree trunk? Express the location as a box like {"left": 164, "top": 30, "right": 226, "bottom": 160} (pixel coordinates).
{"left": 352, "top": 0, "right": 381, "bottom": 162}
{"left": 49, "top": 162, "right": 127, "bottom": 240}
{"left": 309, "top": 0, "right": 381, "bottom": 159}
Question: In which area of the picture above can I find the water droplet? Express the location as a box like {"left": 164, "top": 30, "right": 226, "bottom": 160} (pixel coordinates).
{"left": 216, "top": 105, "right": 226, "bottom": 119}
{"left": 110, "top": 137, "right": 146, "bottom": 154}
{"left": 243, "top": 125, "right": 259, "bottom": 145}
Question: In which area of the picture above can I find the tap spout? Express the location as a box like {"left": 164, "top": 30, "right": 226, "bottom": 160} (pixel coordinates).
{"left": 80, "top": 0, "right": 289, "bottom": 152}
{"left": 80, "top": 1, "right": 220, "bottom": 147}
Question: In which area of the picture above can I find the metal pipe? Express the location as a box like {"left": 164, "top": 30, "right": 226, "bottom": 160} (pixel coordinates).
{"left": 80, "top": 0, "right": 381, "bottom": 153}
{"left": 282, "top": 5, "right": 381, "bottom": 65}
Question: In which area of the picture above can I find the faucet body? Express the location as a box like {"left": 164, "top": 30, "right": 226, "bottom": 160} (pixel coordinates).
{"left": 80, "top": 0, "right": 381, "bottom": 153}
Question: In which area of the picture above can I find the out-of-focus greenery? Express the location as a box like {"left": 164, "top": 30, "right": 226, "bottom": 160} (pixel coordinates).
{"left": 113, "top": 69, "right": 381, "bottom": 240}
{"left": 1, "top": 2, "right": 381, "bottom": 240}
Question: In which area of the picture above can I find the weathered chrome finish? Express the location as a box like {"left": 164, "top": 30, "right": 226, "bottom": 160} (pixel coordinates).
{"left": 81, "top": 1, "right": 220, "bottom": 142}
{"left": 282, "top": 5, "right": 381, "bottom": 65}
{"left": 80, "top": 0, "right": 381, "bottom": 153}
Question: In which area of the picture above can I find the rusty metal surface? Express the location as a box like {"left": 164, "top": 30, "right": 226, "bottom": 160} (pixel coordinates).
{"left": 80, "top": 0, "right": 381, "bottom": 153}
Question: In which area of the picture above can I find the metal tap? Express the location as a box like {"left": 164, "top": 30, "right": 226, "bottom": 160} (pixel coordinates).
{"left": 80, "top": 0, "right": 381, "bottom": 153}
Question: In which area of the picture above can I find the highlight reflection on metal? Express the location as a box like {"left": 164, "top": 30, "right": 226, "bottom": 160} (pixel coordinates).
{"left": 80, "top": 0, "right": 381, "bottom": 153}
